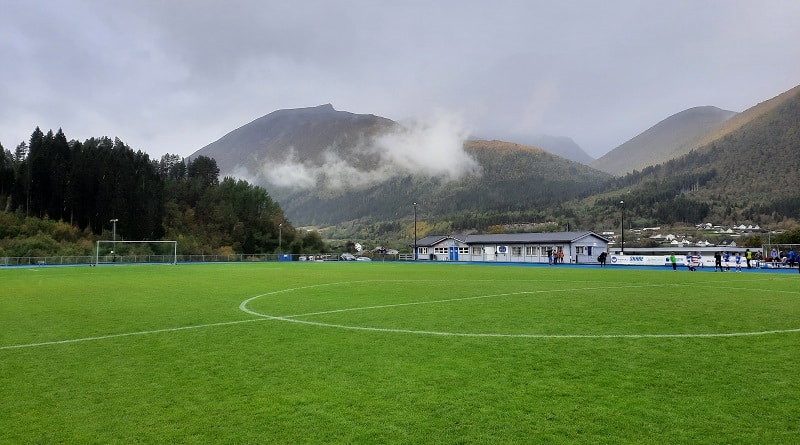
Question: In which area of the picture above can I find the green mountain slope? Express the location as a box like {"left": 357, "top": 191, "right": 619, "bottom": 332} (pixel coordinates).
{"left": 593, "top": 84, "right": 800, "bottom": 226}
{"left": 188, "top": 84, "right": 800, "bottom": 236}
{"left": 271, "top": 140, "right": 611, "bottom": 228}
{"left": 591, "top": 106, "right": 737, "bottom": 175}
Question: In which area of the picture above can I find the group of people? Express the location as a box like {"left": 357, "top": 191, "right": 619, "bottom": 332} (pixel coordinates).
{"left": 712, "top": 251, "right": 743, "bottom": 272}
{"left": 769, "top": 248, "right": 797, "bottom": 268}
{"left": 669, "top": 250, "right": 750, "bottom": 272}
{"left": 547, "top": 249, "right": 566, "bottom": 265}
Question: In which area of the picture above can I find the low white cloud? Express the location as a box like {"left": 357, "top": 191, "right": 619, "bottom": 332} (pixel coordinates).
{"left": 256, "top": 149, "right": 318, "bottom": 189}
{"left": 375, "top": 111, "right": 481, "bottom": 180}
{"left": 254, "top": 112, "right": 482, "bottom": 190}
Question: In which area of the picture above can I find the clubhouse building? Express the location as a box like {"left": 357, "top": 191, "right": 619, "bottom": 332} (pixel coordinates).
{"left": 414, "top": 231, "right": 610, "bottom": 264}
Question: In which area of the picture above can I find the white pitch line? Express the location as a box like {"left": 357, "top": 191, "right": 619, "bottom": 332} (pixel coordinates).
{"left": 238, "top": 314, "right": 800, "bottom": 339}
{"left": 0, "top": 318, "right": 266, "bottom": 351}
{"left": 5, "top": 280, "right": 799, "bottom": 350}
{"left": 240, "top": 281, "right": 800, "bottom": 339}
{"left": 274, "top": 285, "right": 665, "bottom": 318}
{"left": 2, "top": 281, "right": 367, "bottom": 351}
{"left": 240, "top": 282, "right": 679, "bottom": 320}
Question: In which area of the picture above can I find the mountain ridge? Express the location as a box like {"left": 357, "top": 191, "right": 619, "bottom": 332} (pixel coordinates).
{"left": 590, "top": 106, "right": 737, "bottom": 175}
{"left": 588, "top": 84, "right": 800, "bottom": 227}
{"left": 191, "top": 104, "right": 398, "bottom": 177}
{"left": 507, "top": 134, "right": 594, "bottom": 164}
{"left": 187, "top": 83, "right": 800, "bottom": 232}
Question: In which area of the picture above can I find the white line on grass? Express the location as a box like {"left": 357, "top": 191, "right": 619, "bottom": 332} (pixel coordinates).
{"left": 1, "top": 282, "right": 363, "bottom": 351}
{"left": 5, "top": 280, "right": 798, "bottom": 350}
{"left": 240, "top": 281, "right": 800, "bottom": 339}
{"left": 238, "top": 315, "right": 800, "bottom": 339}
{"left": 0, "top": 318, "right": 266, "bottom": 351}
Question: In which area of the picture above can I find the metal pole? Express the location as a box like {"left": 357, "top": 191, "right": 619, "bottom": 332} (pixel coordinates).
{"left": 110, "top": 218, "right": 118, "bottom": 261}
{"left": 278, "top": 223, "right": 282, "bottom": 254}
{"left": 619, "top": 201, "right": 624, "bottom": 254}
{"left": 413, "top": 203, "right": 417, "bottom": 261}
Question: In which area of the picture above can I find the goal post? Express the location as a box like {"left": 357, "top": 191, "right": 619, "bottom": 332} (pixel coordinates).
{"left": 95, "top": 240, "right": 178, "bottom": 265}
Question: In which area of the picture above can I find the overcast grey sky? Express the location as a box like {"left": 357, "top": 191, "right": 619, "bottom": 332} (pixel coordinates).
{"left": 2, "top": 0, "right": 799, "bottom": 159}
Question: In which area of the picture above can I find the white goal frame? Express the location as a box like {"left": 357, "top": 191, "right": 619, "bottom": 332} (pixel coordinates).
{"left": 95, "top": 240, "right": 178, "bottom": 265}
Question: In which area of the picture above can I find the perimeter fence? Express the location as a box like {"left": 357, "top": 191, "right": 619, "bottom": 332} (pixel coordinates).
{"left": 1, "top": 253, "right": 411, "bottom": 266}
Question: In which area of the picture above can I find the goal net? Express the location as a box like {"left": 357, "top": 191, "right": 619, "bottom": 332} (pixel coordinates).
{"left": 95, "top": 240, "right": 178, "bottom": 265}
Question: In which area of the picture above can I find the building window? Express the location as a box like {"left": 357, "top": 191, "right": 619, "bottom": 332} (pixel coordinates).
{"left": 458, "top": 247, "right": 469, "bottom": 254}
{"left": 525, "top": 246, "right": 537, "bottom": 256}
{"left": 434, "top": 247, "right": 448, "bottom": 255}
{"left": 419, "top": 247, "right": 428, "bottom": 255}
{"left": 511, "top": 246, "right": 522, "bottom": 256}
{"left": 576, "top": 246, "right": 585, "bottom": 255}
{"left": 472, "top": 247, "right": 483, "bottom": 255}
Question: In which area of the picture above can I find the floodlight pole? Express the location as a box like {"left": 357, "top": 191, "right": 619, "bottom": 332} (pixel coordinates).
{"left": 619, "top": 201, "right": 624, "bottom": 254}
{"left": 413, "top": 202, "right": 417, "bottom": 261}
{"left": 278, "top": 223, "right": 282, "bottom": 253}
{"left": 110, "top": 218, "right": 118, "bottom": 262}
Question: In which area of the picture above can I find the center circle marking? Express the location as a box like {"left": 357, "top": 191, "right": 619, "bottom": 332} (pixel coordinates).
{"left": 238, "top": 280, "right": 800, "bottom": 339}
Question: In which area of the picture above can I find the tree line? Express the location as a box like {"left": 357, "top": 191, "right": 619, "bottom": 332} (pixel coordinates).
{"left": 0, "top": 128, "right": 325, "bottom": 256}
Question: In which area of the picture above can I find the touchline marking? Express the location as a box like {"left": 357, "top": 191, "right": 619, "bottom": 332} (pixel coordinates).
{"left": 240, "top": 281, "right": 800, "bottom": 339}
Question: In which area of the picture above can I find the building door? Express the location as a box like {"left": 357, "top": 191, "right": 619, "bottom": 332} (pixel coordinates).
{"left": 449, "top": 246, "right": 458, "bottom": 261}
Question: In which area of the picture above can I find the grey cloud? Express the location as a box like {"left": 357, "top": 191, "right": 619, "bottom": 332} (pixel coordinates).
{"left": 1, "top": 0, "right": 799, "bottom": 160}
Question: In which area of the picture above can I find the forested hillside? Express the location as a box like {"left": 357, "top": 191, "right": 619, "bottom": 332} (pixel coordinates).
{"left": 2, "top": 82, "right": 798, "bottom": 256}
{"left": 585, "top": 85, "right": 800, "bottom": 227}
{"left": 271, "top": 140, "right": 611, "bottom": 229}
{"left": 0, "top": 128, "right": 325, "bottom": 257}
{"left": 313, "top": 85, "right": 800, "bottom": 243}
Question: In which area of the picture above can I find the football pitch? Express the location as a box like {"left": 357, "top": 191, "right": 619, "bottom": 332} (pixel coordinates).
{"left": 1, "top": 262, "right": 798, "bottom": 444}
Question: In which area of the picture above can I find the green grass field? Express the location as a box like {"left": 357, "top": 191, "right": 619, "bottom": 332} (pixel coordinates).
{"left": 1, "top": 262, "right": 799, "bottom": 444}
